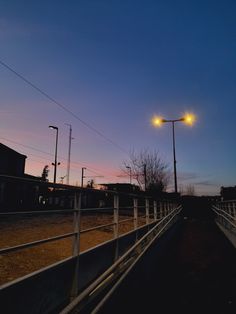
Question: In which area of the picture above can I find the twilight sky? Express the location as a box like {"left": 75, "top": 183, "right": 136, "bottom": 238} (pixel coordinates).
{"left": 0, "top": 0, "right": 236, "bottom": 195}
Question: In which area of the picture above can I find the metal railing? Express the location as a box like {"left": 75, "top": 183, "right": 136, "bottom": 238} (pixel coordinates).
{"left": 212, "top": 200, "right": 236, "bottom": 232}
{"left": 60, "top": 204, "right": 182, "bottom": 314}
{"left": 0, "top": 191, "right": 178, "bottom": 269}
{"left": 0, "top": 175, "right": 182, "bottom": 313}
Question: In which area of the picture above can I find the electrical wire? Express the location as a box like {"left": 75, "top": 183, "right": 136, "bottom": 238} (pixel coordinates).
{"left": 0, "top": 59, "right": 129, "bottom": 155}
{"left": 0, "top": 136, "right": 117, "bottom": 177}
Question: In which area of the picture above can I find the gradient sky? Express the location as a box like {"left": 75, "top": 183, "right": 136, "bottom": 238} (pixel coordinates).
{"left": 0, "top": 0, "right": 236, "bottom": 195}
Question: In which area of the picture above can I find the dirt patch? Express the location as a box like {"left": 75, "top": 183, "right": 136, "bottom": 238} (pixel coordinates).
{"left": 0, "top": 213, "right": 147, "bottom": 285}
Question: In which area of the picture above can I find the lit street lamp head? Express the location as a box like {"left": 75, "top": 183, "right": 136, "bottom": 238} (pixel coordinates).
{"left": 182, "top": 113, "right": 196, "bottom": 126}
{"left": 151, "top": 113, "right": 196, "bottom": 127}
{"left": 151, "top": 115, "right": 164, "bottom": 127}
{"left": 151, "top": 111, "right": 196, "bottom": 194}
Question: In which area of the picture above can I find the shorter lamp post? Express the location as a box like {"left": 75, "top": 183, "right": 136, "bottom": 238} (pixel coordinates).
{"left": 81, "top": 167, "right": 86, "bottom": 187}
{"left": 152, "top": 113, "right": 196, "bottom": 194}
{"left": 49, "top": 125, "right": 60, "bottom": 184}
{"left": 65, "top": 123, "right": 73, "bottom": 185}
{"left": 126, "top": 166, "right": 132, "bottom": 184}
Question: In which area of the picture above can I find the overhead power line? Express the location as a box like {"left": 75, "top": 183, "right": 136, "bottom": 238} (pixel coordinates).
{"left": 0, "top": 59, "right": 129, "bottom": 155}
{"left": 0, "top": 136, "right": 53, "bottom": 157}
{"left": 0, "top": 136, "right": 115, "bottom": 177}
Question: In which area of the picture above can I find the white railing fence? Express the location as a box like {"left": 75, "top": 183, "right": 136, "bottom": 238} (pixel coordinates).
{"left": 212, "top": 200, "right": 236, "bottom": 232}
{"left": 60, "top": 202, "right": 182, "bottom": 314}
{"left": 0, "top": 175, "right": 182, "bottom": 314}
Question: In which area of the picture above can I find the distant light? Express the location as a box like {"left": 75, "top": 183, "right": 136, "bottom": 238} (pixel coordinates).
{"left": 183, "top": 113, "right": 196, "bottom": 126}
{"left": 151, "top": 115, "right": 164, "bottom": 127}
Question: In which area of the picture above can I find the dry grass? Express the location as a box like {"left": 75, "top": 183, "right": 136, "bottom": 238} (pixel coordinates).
{"left": 0, "top": 213, "right": 148, "bottom": 286}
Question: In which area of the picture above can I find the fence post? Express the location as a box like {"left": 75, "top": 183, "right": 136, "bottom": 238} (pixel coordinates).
{"left": 233, "top": 202, "right": 236, "bottom": 218}
{"left": 133, "top": 198, "right": 138, "bottom": 230}
{"left": 226, "top": 203, "right": 229, "bottom": 215}
{"left": 230, "top": 202, "right": 234, "bottom": 216}
{"left": 113, "top": 194, "right": 119, "bottom": 260}
{"left": 133, "top": 197, "right": 138, "bottom": 241}
{"left": 221, "top": 204, "right": 224, "bottom": 226}
{"left": 167, "top": 202, "right": 170, "bottom": 215}
{"left": 221, "top": 203, "right": 225, "bottom": 226}
{"left": 154, "top": 200, "right": 157, "bottom": 221}
{"left": 160, "top": 202, "right": 163, "bottom": 219}
{"left": 71, "top": 191, "right": 81, "bottom": 298}
{"left": 145, "top": 198, "right": 150, "bottom": 225}
{"left": 227, "top": 203, "right": 231, "bottom": 229}
{"left": 164, "top": 202, "right": 167, "bottom": 217}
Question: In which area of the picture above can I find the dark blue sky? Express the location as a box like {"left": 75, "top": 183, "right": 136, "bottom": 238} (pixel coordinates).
{"left": 0, "top": 0, "right": 236, "bottom": 194}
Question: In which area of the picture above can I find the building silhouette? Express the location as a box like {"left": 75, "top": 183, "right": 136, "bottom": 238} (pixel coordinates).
{"left": 220, "top": 186, "right": 236, "bottom": 200}
{"left": 0, "top": 143, "right": 26, "bottom": 177}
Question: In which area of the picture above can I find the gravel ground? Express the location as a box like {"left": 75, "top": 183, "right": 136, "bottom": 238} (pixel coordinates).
{"left": 0, "top": 213, "right": 147, "bottom": 286}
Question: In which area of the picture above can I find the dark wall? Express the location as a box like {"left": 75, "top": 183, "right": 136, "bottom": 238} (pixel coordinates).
{"left": 181, "top": 196, "right": 214, "bottom": 219}
{"left": 0, "top": 144, "right": 26, "bottom": 176}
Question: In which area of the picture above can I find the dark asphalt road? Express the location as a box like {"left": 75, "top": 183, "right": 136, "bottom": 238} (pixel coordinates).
{"left": 99, "top": 217, "right": 236, "bottom": 314}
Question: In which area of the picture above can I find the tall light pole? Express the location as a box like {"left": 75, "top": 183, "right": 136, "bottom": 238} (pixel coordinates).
{"left": 164, "top": 118, "right": 184, "bottom": 194}
{"left": 81, "top": 167, "right": 86, "bottom": 187}
{"left": 126, "top": 166, "right": 132, "bottom": 184}
{"left": 65, "top": 123, "right": 72, "bottom": 185}
{"left": 49, "top": 125, "right": 59, "bottom": 184}
{"left": 152, "top": 113, "right": 196, "bottom": 194}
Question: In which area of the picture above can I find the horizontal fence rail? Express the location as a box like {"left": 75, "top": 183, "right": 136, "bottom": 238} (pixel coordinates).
{"left": 212, "top": 201, "right": 236, "bottom": 249}
{"left": 60, "top": 205, "right": 182, "bottom": 314}
{"left": 0, "top": 174, "right": 182, "bottom": 314}
{"left": 212, "top": 201, "right": 236, "bottom": 231}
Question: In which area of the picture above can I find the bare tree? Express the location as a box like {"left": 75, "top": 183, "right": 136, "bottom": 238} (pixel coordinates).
{"left": 185, "top": 184, "right": 195, "bottom": 196}
{"left": 123, "top": 149, "right": 170, "bottom": 194}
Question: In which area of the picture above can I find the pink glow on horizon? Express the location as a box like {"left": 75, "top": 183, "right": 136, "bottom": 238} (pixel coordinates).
{"left": 25, "top": 154, "right": 130, "bottom": 186}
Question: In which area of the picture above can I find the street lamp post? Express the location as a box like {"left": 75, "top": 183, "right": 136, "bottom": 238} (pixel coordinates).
{"left": 65, "top": 123, "right": 73, "bottom": 185}
{"left": 49, "top": 125, "right": 59, "bottom": 184}
{"left": 81, "top": 167, "right": 86, "bottom": 188}
{"left": 152, "top": 113, "right": 196, "bottom": 194}
{"left": 126, "top": 166, "right": 132, "bottom": 184}
{"left": 163, "top": 118, "right": 184, "bottom": 193}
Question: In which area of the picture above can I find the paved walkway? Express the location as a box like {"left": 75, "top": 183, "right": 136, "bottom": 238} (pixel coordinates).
{"left": 99, "top": 218, "right": 236, "bottom": 314}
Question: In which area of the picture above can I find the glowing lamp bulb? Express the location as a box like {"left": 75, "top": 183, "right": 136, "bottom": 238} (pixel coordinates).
{"left": 183, "top": 113, "right": 196, "bottom": 126}
{"left": 152, "top": 116, "right": 163, "bottom": 127}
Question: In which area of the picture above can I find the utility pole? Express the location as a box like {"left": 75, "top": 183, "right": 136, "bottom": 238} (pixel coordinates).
{"left": 49, "top": 125, "right": 60, "bottom": 184}
{"left": 126, "top": 166, "right": 132, "bottom": 184}
{"left": 65, "top": 124, "right": 72, "bottom": 185}
{"left": 81, "top": 167, "right": 86, "bottom": 187}
{"left": 144, "top": 164, "right": 147, "bottom": 192}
